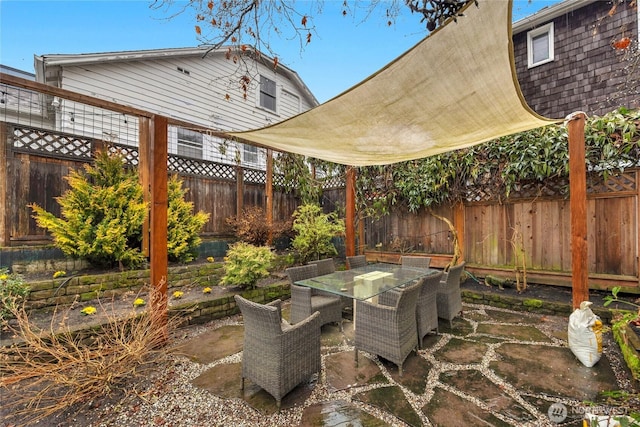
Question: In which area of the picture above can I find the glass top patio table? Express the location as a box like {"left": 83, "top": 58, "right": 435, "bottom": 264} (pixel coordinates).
{"left": 295, "top": 263, "right": 439, "bottom": 300}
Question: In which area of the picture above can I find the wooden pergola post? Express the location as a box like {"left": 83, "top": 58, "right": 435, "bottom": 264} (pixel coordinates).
{"left": 149, "top": 115, "right": 168, "bottom": 337}
{"left": 266, "top": 149, "right": 273, "bottom": 245}
{"left": 567, "top": 112, "right": 589, "bottom": 309}
{"left": 345, "top": 166, "right": 356, "bottom": 257}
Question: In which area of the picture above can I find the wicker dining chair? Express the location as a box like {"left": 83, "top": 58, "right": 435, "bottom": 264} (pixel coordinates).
{"left": 307, "top": 258, "right": 351, "bottom": 310}
{"left": 400, "top": 255, "right": 432, "bottom": 269}
{"left": 436, "top": 262, "right": 466, "bottom": 328}
{"left": 416, "top": 271, "right": 444, "bottom": 347}
{"left": 307, "top": 258, "right": 336, "bottom": 276}
{"left": 286, "top": 264, "right": 343, "bottom": 329}
{"left": 234, "top": 295, "right": 321, "bottom": 409}
{"left": 354, "top": 279, "right": 422, "bottom": 376}
{"left": 346, "top": 255, "right": 367, "bottom": 269}
{"left": 377, "top": 271, "right": 443, "bottom": 349}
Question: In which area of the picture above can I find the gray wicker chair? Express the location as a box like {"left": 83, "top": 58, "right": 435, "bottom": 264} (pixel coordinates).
{"left": 416, "top": 271, "right": 443, "bottom": 347}
{"left": 354, "top": 279, "right": 422, "bottom": 376}
{"left": 436, "top": 262, "right": 466, "bottom": 328}
{"left": 307, "top": 258, "right": 351, "bottom": 310}
{"left": 401, "top": 255, "right": 432, "bottom": 269}
{"left": 346, "top": 255, "right": 367, "bottom": 269}
{"left": 307, "top": 258, "right": 336, "bottom": 276}
{"left": 234, "top": 295, "right": 321, "bottom": 409}
{"left": 377, "top": 271, "right": 443, "bottom": 349}
{"left": 286, "top": 265, "right": 343, "bottom": 329}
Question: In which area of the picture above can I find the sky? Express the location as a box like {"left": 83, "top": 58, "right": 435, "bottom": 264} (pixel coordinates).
{"left": 0, "top": 0, "right": 561, "bottom": 104}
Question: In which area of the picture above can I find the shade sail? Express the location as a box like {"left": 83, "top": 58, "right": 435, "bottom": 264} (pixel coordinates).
{"left": 228, "top": 0, "right": 560, "bottom": 166}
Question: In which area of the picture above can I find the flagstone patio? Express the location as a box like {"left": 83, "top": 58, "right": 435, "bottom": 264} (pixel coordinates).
{"left": 172, "top": 302, "right": 638, "bottom": 426}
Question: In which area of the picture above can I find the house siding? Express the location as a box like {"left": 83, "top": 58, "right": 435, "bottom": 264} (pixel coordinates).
{"left": 514, "top": 1, "right": 638, "bottom": 118}
{"left": 46, "top": 50, "right": 315, "bottom": 167}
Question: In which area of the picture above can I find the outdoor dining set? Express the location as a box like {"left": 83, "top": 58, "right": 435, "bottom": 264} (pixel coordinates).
{"left": 234, "top": 255, "right": 466, "bottom": 409}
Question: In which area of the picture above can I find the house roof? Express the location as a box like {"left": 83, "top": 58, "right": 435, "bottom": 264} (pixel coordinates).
{"left": 34, "top": 46, "right": 318, "bottom": 106}
{"left": 512, "top": 0, "right": 597, "bottom": 33}
{"left": 227, "top": 0, "right": 561, "bottom": 166}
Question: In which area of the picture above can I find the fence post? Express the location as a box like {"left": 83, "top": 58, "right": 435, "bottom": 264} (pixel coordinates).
{"left": 0, "top": 122, "right": 9, "bottom": 246}
{"left": 236, "top": 166, "right": 244, "bottom": 217}
{"left": 567, "top": 112, "right": 589, "bottom": 309}
{"left": 139, "top": 117, "right": 151, "bottom": 257}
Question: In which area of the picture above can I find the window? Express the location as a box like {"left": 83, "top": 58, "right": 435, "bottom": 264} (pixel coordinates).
{"left": 259, "top": 75, "right": 277, "bottom": 112}
{"left": 177, "top": 128, "right": 203, "bottom": 159}
{"left": 243, "top": 144, "right": 259, "bottom": 166}
{"left": 527, "top": 23, "right": 554, "bottom": 68}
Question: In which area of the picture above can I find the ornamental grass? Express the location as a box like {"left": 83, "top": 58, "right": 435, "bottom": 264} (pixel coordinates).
{"left": 0, "top": 285, "right": 183, "bottom": 426}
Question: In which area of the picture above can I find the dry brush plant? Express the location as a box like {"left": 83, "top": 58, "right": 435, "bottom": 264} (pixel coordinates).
{"left": 0, "top": 287, "right": 183, "bottom": 426}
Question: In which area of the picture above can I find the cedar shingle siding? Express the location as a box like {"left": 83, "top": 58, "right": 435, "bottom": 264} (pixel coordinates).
{"left": 514, "top": 1, "right": 638, "bottom": 119}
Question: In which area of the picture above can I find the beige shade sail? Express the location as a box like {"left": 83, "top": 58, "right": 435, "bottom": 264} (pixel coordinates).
{"left": 228, "top": 0, "right": 561, "bottom": 166}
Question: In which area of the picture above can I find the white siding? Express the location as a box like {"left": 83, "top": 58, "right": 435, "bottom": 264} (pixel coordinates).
{"left": 54, "top": 51, "right": 316, "bottom": 167}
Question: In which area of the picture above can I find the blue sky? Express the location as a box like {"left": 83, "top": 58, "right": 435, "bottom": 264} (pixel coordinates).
{"left": 1, "top": 0, "right": 560, "bottom": 103}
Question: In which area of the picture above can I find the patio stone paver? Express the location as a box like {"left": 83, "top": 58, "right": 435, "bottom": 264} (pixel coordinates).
{"left": 422, "top": 388, "right": 513, "bottom": 427}
{"left": 354, "top": 385, "right": 424, "bottom": 427}
{"left": 173, "top": 324, "right": 243, "bottom": 363}
{"left": 433, "top": 337, "right": 488, "bottom": 364}
{"left": 475, "top": 323, "right": 553, "bottom": 342}
{"left": 324, "top": 350, "right": 387, "bottom": 391}
{"left": 465, "top": 308, "right": 541, "bottom": 324}
{"left": 439, "top": 369, "right": 536, "bottom": 423}
{"left": 300, "top": 400, "right": 391, "bottom": 426}
{"left": 490, "top": 343, "right": 619, "bottom": 401}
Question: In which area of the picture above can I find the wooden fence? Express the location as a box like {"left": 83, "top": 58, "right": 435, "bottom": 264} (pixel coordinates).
{"left": 0, "top": 122, "right": 302, "bottom": 245}
{"left": 357, "top": 169, "right": 640, "bottom": 292}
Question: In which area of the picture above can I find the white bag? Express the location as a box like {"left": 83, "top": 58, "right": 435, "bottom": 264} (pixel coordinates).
{"left": 568, "top": 301, "right": 603, "bottom": 367}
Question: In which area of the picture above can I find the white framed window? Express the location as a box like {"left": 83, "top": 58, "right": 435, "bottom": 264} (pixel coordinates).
{"left": 243, "top": 144, "right": 259, "bottom": 166}
{"left": 527, "top": 22, "right": 554, "bottom": 68}
{"left": 177, "top": 128, "right": 203, "bottom": 159}
{"left": 259, "top": 75, "right": 277, "bottom": 112}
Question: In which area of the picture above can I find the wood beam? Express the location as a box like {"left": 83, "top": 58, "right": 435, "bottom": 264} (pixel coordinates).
{"left": 345, "top": 167, "right": 356, "bottom": 256}
{"left": 567, "top": 112, "right": 589, "bottom": 309}
{"left": 150, "top": 115, "right": 168, "bottom": 337}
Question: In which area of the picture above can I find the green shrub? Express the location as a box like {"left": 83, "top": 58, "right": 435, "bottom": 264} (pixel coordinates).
{"left": 0, "top": 268, "right": 29, "bottom": 325}
{"left": 291, "top": 203, "right": 345, "bottom": 263}
{"left": 167, "top": 175, "right": 210, "bottom": 263}
{"left": 29, "top": 151, "right": 208, "bottom": 269}
{"left": 221, "top": 242, "right": 275, "bottom": 289}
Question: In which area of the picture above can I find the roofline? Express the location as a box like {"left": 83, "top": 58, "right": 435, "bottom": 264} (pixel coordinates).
{"left": 34, "top": 45, "right": 318, "bottom": 106}
{"left": 512, "top": 0, "right": 598, "bottom": 33}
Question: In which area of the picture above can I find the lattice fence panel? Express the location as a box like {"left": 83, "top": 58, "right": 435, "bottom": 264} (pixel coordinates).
{"left": 168, "top": 156, "right": 236, "bottom": 180}
{"left": 110, "top": 144, "right": 139, "bottom": 166}
{"left": 244, "top": 168, "right": 266, "bottom": 184}
{"left": 321, "top": 174, "right": 345, "bottom": 189}
{"left": 12, "top": 126, "right": 93, "bottom": 159}
{"left": 588, "top": 171, "right": 636, "bottom": 194}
